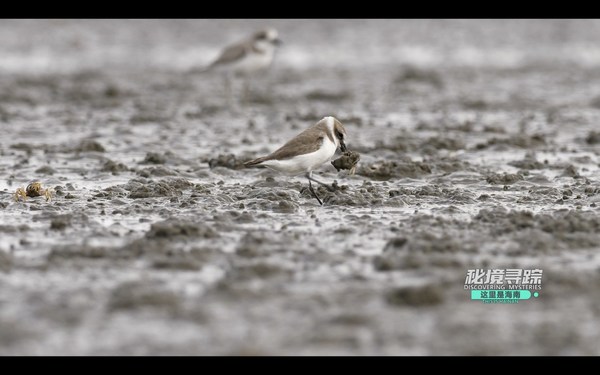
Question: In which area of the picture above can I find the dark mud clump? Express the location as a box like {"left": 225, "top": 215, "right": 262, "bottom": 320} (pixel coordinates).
{"left": 305, "top": 90, "right": 352, "bottom": 102}
{"left": 50, "top": 215, "right": 72, "bottom": 231}
{"left": 101, "top": 160, "right": 129, "bottom": 174}
{"left": 0, "top": 225, "right": 30, "bottom": 233}
{"left": 475, "top": 134, "right": 547, "bottom": 150}
{"left": 378, "top": 134, "right": 466, "bottom": 155}
{"left": 374, "top": 134, "right": 465, "bottom": 154}
{"left": 107, "top": 280, "right": 181, "bottom": 312}
{"left": 473, "top": 208, "right": 600, "bottom": 249}
{"left": 117, "top": 236, "right": 225, "bottom": 270}
{"left": 145, "top": 219, "right": 219, "bottom": 239}
{"left": 124, "top": 178, "right": 194, "bottom": 198}
{"left": 149, "top": 253, "right": 204, "bottom": 271}
{"left": 226, "top": 262, "right": 291, "bottom": 282}
{"left": 26, "top": 139, "right": 105, "bottom": 154}
{"left": 137, "top": 166, "right": 178, "bottom": 177}
{"left": 48, "top": 244, "right": 113, "bottom": 261}
{"left": 374, "top": 232, "right": 469, "bottom": 271}
{"left": 10, "top": 142, "right": 35, "bottom": 152}
{"left": 72, "top": 139, "right": 105, "bottom": 153}
{"left": 208, "top": 154, "right": 246, "bottom": 170}
{"left": 561, "top": 165, "right": 580, "bottom": 178}
{"left": 242, "top": 188, "right": 300, "bottom": 212}
{"left": 139, "top": 151, "right": 187, "bottom": 165}
{"left": 486, "top": 172, "right": 524, "bottom": 185}
{"left": 142, "top": 152, "right": 167, "bottom": 165}
{"left": 508, "top": 229, "right": 560, "bottom": 254}
{"left": 0, "top": 318, "right": 34, "bottom": 347}
{"left": 236, "top": 232, "right": 302, "bottom": 258}
{"left": 537, "top": 211, "right": 600, "bottom": 234}
{"left": 213, "top": 210, "right": 255, "bottom": 224}
{"left": 474, "top": 208, "right": 535, "bottom": 234}
{"left": 129, "top": 105, "right": 172, "bottom": 124}
{"left": 358, "top": 159, "right": 431, "bottom": 180}
{"left": 427, "top": 156, "right": 473, "bottom": 174}
{"left": 271, "top": 200, "right": 299, "bottom": 213}
{"left": 508, "top": 152, "right": 546, "bottom": 170}
{"left": 35, "top": 212, "right": 89, "bottom": 229}
{"left": 421, "top": 136, "right": 465, "bottom": 153}
{"left": 375, "top": 135, "right": 419, "bottom": 153}
{"left": 389, "top": 185, "right": 477, "bottom": 204}
{"left": 94, "top": 185, "right": 126, "bottom": 199}
{"left": 0, "top": 251, "right": 13, "bottom": 272}
{"left": 331, "top": 151, "right": 360, "bottom": 172}
{"left": 393, "top": 65, "right": 444, "bottom": 88}
{"left": 35, "top": 166, "right": 57, "bottom": 175}
{"left": 386, "top": 232, "right": 468, "bottom": 254}
{"left": 585, "top": 131, "right": 600, "bottom": 145}
{"left": 385, "top": 284, "right": 444, "bottom": 307}
{"left": 460, "top": 98, "right": 490, "bottom": 110}
{"left": 320, "top": 181, "right": 393, "bottom": 207}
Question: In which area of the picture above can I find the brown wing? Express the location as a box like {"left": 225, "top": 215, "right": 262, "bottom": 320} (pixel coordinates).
{"left": 210, "top": 43, "right": 248, "bottom": 67}
{"left": 265, "top": 129, "right": 324, "bottom": 161}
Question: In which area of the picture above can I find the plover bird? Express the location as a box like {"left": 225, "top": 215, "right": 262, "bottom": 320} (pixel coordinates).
{"left": 199, "top": 28, "right": 282, "bottom": 102}
{"left": 205, "top": 28, "right": 282, "bottom": 75}
{"left": 245, "top": 116, "right": 347, "bottom": 205}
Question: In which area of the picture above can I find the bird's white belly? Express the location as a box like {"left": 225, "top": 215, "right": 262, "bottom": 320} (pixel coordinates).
{"left": 228, "top": 51, "right": 274, "bottom": 75}
{"left": 262, "top": 138, "right": 337, "bottom": 176}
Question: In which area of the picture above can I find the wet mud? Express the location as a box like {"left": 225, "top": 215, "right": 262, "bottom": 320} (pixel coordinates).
{"left": 1, "top": 20, "right": 600, "bottom": 355}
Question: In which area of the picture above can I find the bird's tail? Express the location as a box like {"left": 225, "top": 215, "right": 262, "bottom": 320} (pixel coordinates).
{"left": 244, "top": 156, "right": 268, "bottom": 167}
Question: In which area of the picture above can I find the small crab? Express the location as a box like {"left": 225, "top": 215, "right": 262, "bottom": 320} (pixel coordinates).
{"left": 14, "top": 182, "right": 53, "bottom": 202}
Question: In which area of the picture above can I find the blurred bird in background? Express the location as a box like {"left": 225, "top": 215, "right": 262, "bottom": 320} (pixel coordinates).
{"left": 194, "top": 28, "right": 282, "bottom": 106}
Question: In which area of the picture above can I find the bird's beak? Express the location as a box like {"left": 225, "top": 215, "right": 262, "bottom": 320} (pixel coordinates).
{"left": 340, "top": 140, "right": 347, "bottom": 152}
{"left": 273, "top": 38, "right": 283, "bottom": 46}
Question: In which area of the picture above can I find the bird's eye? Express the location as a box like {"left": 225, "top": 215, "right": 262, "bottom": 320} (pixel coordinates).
{"left": 336, "top": 131, "right": 344, "bottom": 139}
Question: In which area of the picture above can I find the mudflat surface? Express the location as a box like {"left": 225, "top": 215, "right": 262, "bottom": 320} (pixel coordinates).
{"left": 1, "top": 20, "right": 600, "bottom": 355}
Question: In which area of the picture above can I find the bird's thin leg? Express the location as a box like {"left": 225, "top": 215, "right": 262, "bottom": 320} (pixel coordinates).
{"left": 308, "top": 179, "right": 323, "bottom": 206}
{"left": 223, "top": 75, "right": 234, "bottom": 108}
{"left": 242, "top": 78, "right": 251, "bottom": 103}
{"left": 265, "top": 71, "right": 274, "bottom": 100}
{"left": 306, "top": 173, "right": 335, "bottom": 192}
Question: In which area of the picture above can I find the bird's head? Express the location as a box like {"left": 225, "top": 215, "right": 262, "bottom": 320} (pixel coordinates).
{"left": 331, "top": 117, "right": 347, "bottom": 152}
{"left": 253, "top": 28, "right": 282, "bottom": 48}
